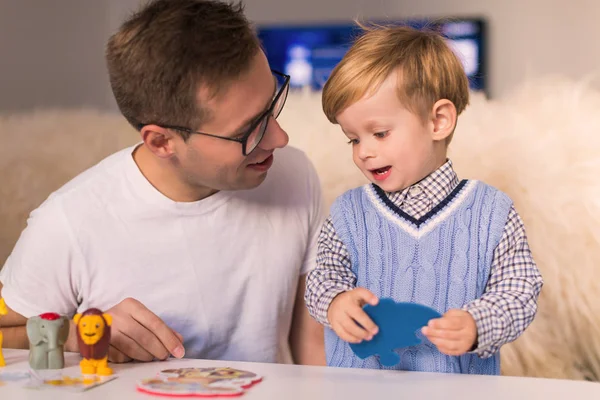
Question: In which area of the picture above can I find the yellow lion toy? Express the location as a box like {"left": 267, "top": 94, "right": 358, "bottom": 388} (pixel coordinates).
{"left": 73, "top": 308, "right": 113, "bottom": 376}
{"left": 0, "top": 298, "right": 8, "bottom": 367}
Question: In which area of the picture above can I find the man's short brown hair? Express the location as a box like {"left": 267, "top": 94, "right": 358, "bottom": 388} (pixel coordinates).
{"left": 322, "top": 23, "right": 469, "bottom": 125}
{"left": 106, "top": 0, "right": 260, "bottom": 131}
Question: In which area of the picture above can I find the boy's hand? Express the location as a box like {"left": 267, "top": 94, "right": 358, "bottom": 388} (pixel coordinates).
{"left": 421, "top": 309, "right": 477, "bottom": 356}
{"left": 327, "top": 288, "right": 379, "bottom": 343}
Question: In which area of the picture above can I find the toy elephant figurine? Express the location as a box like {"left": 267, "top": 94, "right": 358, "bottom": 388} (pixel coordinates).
{"left": 26, "top": 313, "right": 70, "bottom": 370}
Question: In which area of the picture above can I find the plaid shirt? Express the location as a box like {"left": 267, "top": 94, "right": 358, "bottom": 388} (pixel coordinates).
{"left": 305, "top": 160, "right": 543, "bottom": 358}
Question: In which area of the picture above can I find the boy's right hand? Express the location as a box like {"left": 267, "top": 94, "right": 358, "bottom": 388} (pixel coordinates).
{"left": 327, "top": 288, "right": 379, "bottom": 343}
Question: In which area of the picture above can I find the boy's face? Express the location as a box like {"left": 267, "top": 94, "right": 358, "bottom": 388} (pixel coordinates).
{"left": 336, "top": 73, "right": 448, "bottom": 193}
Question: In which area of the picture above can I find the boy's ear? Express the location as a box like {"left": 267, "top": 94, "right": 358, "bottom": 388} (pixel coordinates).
{"left": 430, "top": 99, "right": 457, "bottom": 142}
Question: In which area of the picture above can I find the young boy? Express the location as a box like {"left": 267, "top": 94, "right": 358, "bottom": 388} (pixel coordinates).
{"left": 305, "top": 25, "right": 543, "bottom": 375}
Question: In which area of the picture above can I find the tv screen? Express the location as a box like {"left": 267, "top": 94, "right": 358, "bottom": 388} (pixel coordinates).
{"left": 257, "top": 18, "right": 487, "bottom": 94}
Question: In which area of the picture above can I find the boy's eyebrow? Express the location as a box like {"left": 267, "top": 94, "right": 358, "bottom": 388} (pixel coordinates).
{"left": 364, "top": 120, "right": 386, "bottom": 131}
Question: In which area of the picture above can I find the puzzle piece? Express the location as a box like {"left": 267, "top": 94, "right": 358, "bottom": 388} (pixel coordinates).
{"left": 137, "top": 379, "right": 243, "bottom": 397}
{"left": 24, "top": 371, "right": 117, "bottom": 392}
{"left": 349, "top": 298, "right": 442, "bottom": 366}
{"left": 137, "top": 367, "right": 263, "bottom": 397}
{"left": 0, "top": 371, "right": 31, "bottom": 386}
{"left": 159, "top": 367, "right": 262, "bottom": 390}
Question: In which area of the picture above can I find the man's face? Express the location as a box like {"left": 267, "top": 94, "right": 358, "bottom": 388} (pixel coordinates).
{"left": 171, "top": 51, "right": 289, "bottom": 193}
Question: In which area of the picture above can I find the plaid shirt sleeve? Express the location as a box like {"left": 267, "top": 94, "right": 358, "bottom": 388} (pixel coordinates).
{"left": 463, "top": 205, "right": 544, "bottom": 358}
{"left": 305, "top": 216, "right": 356, "bottom": 327}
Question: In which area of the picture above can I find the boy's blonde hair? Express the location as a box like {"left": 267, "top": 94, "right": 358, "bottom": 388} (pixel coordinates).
{"left": 322, "top": 23, "right": 470, "bottom": 126}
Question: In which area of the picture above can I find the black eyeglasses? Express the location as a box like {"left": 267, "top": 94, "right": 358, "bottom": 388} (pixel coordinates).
{"left": 137, "top": 70, "right": 290, "bottom": 156}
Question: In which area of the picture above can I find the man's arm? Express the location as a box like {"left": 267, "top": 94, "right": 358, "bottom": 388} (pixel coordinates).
{"left": 289, "top": 274, "right": 325, "bottom": 366}
{"left": 1, "top": 282, "right": 183, "bottom": 360}
{"left": 0, "top": 196, "right": 184, "bottom": 361}
{"left": 0, "top": 282, "right": 86, "bottom": 351}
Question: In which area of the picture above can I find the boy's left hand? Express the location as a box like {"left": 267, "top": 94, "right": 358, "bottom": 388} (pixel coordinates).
{"left": 421, "top": 309, "right": 477, "bottom": 356}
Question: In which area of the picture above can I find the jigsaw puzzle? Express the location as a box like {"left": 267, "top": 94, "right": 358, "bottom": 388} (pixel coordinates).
{"left": 137, "top": 367, "right": 263, "bottom": 397}
{"left": 349, "top": 298, "right": 442, "bottom": 366}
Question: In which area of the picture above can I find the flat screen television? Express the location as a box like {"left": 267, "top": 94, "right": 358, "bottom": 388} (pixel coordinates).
{"left": 257, "top": 18, "right": 487, "bottom": 94}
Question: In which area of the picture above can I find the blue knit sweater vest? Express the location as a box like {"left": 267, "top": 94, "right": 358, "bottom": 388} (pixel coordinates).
{"left": 325, "top": 180, "right": 512, "bottom": 375}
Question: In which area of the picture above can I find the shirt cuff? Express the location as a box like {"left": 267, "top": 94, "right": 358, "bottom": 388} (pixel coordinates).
{"left": 463, "top": 304, "right": 497, "bottom": 358}
{"left": 315, "top": 287, "right": 350, "bottom": 328}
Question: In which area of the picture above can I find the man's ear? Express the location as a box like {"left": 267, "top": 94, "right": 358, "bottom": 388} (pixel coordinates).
{"left": 140, "top": 125, "right": 178, "bottom": 158}
{"left": 430, "top": 99, "right": 457, "bottom": 142}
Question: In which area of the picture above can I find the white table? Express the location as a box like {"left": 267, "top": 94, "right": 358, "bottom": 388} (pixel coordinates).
{"left": 1, "top": 349, "right": 599, "bottom": 399}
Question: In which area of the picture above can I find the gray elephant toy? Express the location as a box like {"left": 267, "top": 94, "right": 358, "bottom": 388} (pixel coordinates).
{"left": 26, "top": 313, "right": 70, "bottom": 370}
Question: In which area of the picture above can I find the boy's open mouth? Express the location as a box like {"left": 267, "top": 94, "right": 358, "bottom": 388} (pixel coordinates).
{"left": 369, "top": 166, "right": 392, "bottom": 181}
{"left": 370, "top": 166, "right": 391, "bottom": 175}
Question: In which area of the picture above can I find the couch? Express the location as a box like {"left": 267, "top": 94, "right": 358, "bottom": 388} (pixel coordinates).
{"left": 2, "top": 75, "right": 599, "bottom": 380}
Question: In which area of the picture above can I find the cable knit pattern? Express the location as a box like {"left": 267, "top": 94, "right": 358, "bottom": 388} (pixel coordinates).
{"left": 325, "top": 180, "right": 511, "bottom": 374}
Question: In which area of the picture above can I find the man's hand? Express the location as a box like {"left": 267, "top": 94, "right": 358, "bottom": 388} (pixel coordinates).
{"left": 421, "top": 309, "right": 477, "bottom": 356}
{"left": 327, "top": 288, "right": 379, "bottom": 344}
{"left": 86, "top": 298, "right": 185, "bottom": 363}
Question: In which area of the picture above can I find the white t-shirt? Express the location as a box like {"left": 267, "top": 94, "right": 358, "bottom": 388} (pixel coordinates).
{"left": 0, "top": 144, "right": 324, "bottom": 363}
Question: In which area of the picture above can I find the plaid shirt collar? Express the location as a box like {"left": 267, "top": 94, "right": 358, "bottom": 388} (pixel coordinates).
{"left": 386, "top": 159, "right": 459, "bottom": 207}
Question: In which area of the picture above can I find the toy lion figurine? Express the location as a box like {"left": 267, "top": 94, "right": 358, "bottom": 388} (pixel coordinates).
{"left": 73, "top": 308, "right": 113, "bottom": 376}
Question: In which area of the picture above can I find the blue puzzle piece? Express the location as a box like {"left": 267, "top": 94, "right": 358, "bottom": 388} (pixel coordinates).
{"left": 349, "top": 298, "right": 442, "bottom": 366}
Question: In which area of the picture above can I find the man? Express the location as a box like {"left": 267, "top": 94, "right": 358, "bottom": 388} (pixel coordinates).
{"left": 0, "top": 0, "right": 325, "bottom": 365}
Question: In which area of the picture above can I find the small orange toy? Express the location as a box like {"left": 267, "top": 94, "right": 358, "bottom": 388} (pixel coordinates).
{"left": 0, "top": 298, "right": 7, "bottom": 367}
{"left": 73, "top": 308, "right": 113, "bottom": 376}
